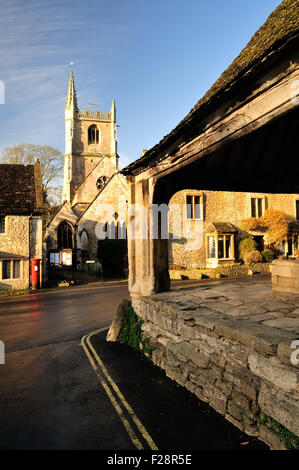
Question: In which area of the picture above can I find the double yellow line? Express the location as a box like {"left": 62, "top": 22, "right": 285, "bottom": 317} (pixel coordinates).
{"left": 81, "top": 327, "right": 158, "bottom": 450}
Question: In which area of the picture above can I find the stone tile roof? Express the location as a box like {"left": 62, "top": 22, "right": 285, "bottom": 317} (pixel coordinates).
{"left": 206, "top": 222, "right": 237, "bottom": 233}
{"left": 0, "top": 162, "right": 43, "bottom": 216}
{"left": 122, "top": 0, "right": 299, "bottom": 175}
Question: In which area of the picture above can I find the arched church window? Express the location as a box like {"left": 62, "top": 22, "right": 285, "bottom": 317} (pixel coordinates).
{"left": 88, "top": 124, "right": 99, "bottom": 144}
{"left": 79, "top": 229, "right": 89, "bottom": 250}
{"left": 96, "top": 175, "right": 108, "bottom": 190}
{"left": 57, "top": 221, "right": 73, "bottom": 250}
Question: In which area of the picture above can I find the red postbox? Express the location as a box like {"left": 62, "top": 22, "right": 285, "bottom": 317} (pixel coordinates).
{"left": 30, "top": 258, "right": 41, "bottom": 289}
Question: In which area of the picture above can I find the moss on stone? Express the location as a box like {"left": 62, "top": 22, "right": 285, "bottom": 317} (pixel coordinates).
{"left": 119, "top": 302, "right": 155, "bottom": 359}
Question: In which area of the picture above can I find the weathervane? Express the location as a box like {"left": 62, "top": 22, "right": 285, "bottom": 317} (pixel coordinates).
{"left": 88, "top": 101, "right": 99, "bottom": 112}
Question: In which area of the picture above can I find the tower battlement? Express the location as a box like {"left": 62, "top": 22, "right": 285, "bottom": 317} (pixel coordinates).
{"left": 77, "top": 110, "right": 112, "bottom": 121}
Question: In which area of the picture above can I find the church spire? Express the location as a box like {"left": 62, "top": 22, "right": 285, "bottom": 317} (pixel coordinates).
{"left": 65, "top": 68, "right": 78, "bottom": 111}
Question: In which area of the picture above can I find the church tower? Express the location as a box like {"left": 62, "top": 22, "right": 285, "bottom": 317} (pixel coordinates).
{"left": 62, "top": 70, "right": 118, "bottom": 203}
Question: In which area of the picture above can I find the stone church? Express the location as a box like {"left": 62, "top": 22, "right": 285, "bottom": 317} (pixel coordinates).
{"left": 44, "top": 71, "right": 127, "bottom": 282}
{"left": 45, "top": 68, "right": 299, "bottom": 285}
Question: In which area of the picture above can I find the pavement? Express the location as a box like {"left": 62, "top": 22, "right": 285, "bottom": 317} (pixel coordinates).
{"left": 85, "top": 328, "right": 268, "bottom": 450}
{"left": 0, "top": 278, "right": 269, "bottom": 450}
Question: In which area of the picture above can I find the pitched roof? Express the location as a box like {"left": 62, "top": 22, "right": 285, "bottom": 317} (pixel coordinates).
{"left": 45, "top": 200, "right": 77, "bottom": 228}
{"left": 189, "top": 0, "right": 299, "bottom": 116}
{"left": 70, "top": 156, "right": 105, "bottom": 205}
{"left": 0, "top": 161, "right": 44, "bottom": 215}
{"left": 206, "top": 222, "right": 237, "bottom": 233}
{"left": 76, "top": 172, "right": 127, "bottom": 224}
{"left": 122, "top": 0, "right": 299, "bottom": 175}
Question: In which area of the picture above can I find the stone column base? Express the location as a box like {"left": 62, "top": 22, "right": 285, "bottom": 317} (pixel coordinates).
{"left": 271, "top": 259, "right": 299, "bottom": 294}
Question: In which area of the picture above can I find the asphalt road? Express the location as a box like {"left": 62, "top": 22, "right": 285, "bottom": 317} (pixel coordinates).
{"left": 0, "top": 280, "right": 132, "bottom": 450}
{"left": 0, "top": 279, "right": 268, "bottom": 450}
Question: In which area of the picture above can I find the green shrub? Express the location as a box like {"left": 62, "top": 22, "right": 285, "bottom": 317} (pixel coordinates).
{"left": 118, "top": 302, "right": 154, "bottom": 359}
{"left": 244, "top": 250, "right": 263, "bottom": 264}
{"left": 239, "top": 237, "right": 257, "bottom": 260}
{"left": 261, "top": 249, "right": 274, "bottom": 263}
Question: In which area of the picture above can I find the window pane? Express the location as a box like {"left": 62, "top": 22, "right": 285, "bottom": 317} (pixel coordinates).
{"left": 2, "top": 260, "right": 11, "bottom": 279}
{"left": 296, "top": 201, "right": 299, "bottom": 221}
{"left": 13, "top": 260, "right": 20, "bottom": 278}
{"left": 208, "top": 236, "right": 216, "bottom": 258}
{"left": 218, "top": 236, "right": 224, "bottom": 259}
{"left": 251, "top": 198, "right": 256, "bottom": 218}
{"left": 194, "top": 196, "right": 201, "bottom": 219}
{"left": 225, "top": 236, "right": 231, "bottom": 258}
{"left": 287, "top": 237, "right": 293, "bottom": 255}
{"left": 257, "top": 199, "right": 263, "bottom": 218}
{"left": 186, "top": 195, "right": 192, "bottom": 219}
{"left": 0, "top": 217, "right": 5, "bottom": 233}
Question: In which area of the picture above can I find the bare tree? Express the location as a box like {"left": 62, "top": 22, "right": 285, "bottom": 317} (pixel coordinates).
{"left": 1, "top": 143, "right": 63, "bottom": 204}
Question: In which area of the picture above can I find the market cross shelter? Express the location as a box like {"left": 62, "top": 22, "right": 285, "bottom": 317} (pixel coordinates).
{"left": 121, "top": 0, "right": 299, "bottom": 297}
{"left": 109, "top": 0, "right": 299, "bottom": 450}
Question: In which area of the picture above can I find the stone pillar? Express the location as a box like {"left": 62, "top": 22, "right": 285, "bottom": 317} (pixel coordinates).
{"left": 127, "top": 176, "right": 170, "bottom": 297}
{"left": 272, "top": 259, "right": 299, "bottom": 294}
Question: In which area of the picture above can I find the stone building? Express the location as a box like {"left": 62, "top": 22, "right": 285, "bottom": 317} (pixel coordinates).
{"left": 168, "top": 189, "right": 299, "bottom": 269}
{"left": 0, "top": 161, "right": 44, "bottom": 290}
{"left": 44, "top": 71, "right": 127, "bottom": 281}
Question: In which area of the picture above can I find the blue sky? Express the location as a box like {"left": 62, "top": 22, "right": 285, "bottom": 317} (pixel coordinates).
{"left": 0, "top": 0, "right": 282, "bottom": 169}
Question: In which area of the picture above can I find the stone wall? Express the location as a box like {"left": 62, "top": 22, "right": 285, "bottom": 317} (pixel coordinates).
{"left": 132, "top": 291, "right": 299, "bottom": 449}
{"left": 0, "top": 216, "right": 30, "bottom": 290}
{"left": 169, "top": 263, "right": 270, "bottom": 280}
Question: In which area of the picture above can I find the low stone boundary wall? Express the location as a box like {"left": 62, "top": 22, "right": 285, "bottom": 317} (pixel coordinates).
{"left": 169, "top": 263, "right": 270, "bottom": 280}
{"left": 132, "top": 293, "right": 299, "bottom": 450}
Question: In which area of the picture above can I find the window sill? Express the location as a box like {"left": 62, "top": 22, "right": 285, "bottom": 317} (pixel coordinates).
{"left": 186, "top": 218, "right": 204, "bottom": 222}
{"left": 206, "top": 258, "right": 235, "bottom": 261}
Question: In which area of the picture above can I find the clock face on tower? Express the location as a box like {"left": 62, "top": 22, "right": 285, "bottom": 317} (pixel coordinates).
{"left": 96, "top": 175, "right": 108, "bottom": 190}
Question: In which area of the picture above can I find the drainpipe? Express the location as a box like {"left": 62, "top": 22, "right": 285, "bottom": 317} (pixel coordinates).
{"left": 73, "top": 222, "right": 78, "bottom": 283}
{"left": 29, "top": 215, "right": 32, "bottom": 288}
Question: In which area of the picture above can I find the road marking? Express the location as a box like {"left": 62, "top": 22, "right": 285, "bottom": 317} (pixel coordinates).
{"left": 81, "top": 330, "right": 143, "bottom": 450}
{"left": 86, "top": 328, "right": 158, "bottom": 450}
{"left": 81, "top": 327, "right": 158, "bottom": 450}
